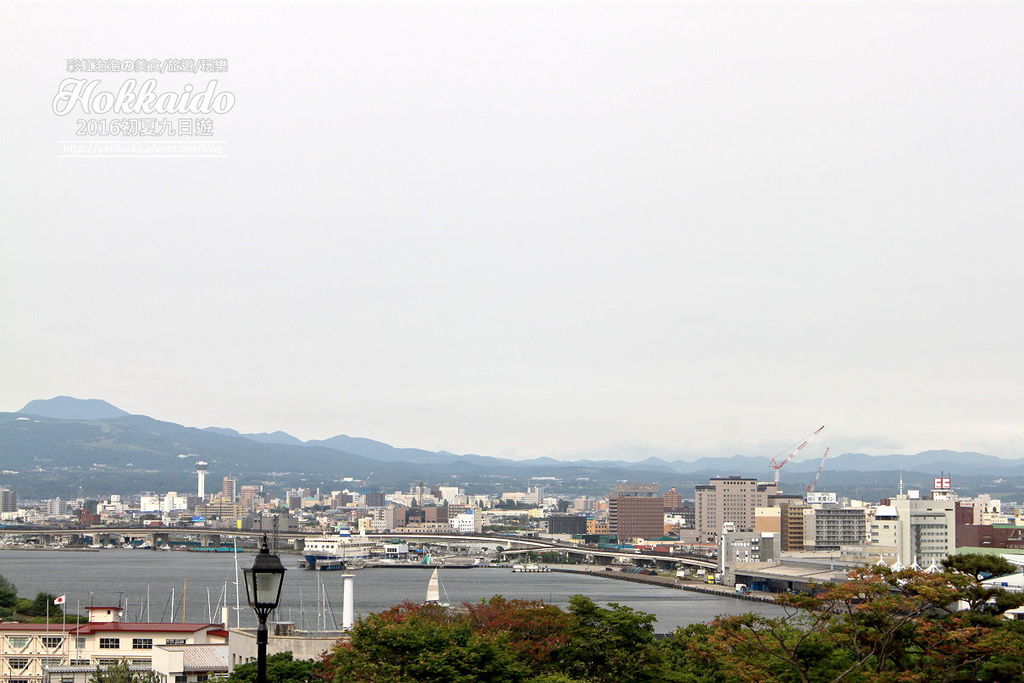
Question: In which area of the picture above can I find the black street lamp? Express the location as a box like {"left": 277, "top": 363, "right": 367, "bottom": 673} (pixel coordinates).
{"left": 243, "top": 534, "right": 286, "bottom": 683}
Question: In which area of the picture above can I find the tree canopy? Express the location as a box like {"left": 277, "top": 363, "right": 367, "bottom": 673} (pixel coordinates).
{"left": 88, "top": 660, "right": 159, "bottom": 683}
{"left": 224, "top": 652, "right": 322, "bottom": 683}
{"left": 317, "top": 555, "right": 1024, "bottom": 683}
{"left": 0, "top": 574, "right": 17, "bottom": 610}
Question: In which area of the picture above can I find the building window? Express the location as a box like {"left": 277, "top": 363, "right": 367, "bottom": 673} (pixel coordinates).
{"left": 6, "top": 636, "right": 29, "bottom": 649}
{"left": 8, "top": 658, "right": 30, "bottom": 670}
{"left": 165, "top": 638, "right": 187, "bottom": 645}
{"left": 131, "top": 659, "right": 151, "bottom": 665}
{"left": 71, "top": 659, "right": 91, "bottom": 666}
{"left": 98, "top": 659, "right": 120, "bottom": 667}
{"left": 43, "top": 636, "right": 65, "bottom": 649}
{"left": 99, "top": 638, "right": 121, "bottom": 649}
{"left": 196, "top": 675, "right": 209, "bottom": 682}
{"left": 42, "top": 657, "right": 64, "bottom": 668}
{"left": 133, "top": 639, "right": 153, "bottom": 650}
{"left": 76, "top": 637, "right": 87, "bottom": 650}
{"left": 175, "top": 676, "right": 187, "bottom": 683}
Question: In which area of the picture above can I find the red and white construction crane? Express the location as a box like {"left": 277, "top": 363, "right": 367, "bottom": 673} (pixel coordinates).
{"left": 806, "top": 447, "right": 830, "bottom": 493}
{"left": 769, "top": 425, "right": 825, "bottom": 485}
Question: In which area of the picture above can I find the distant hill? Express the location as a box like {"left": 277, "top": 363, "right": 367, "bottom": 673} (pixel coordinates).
{"left": 203, "top": 426, "right": 305, "bottom": 447}
{"left": 19, "top": 396, "right": 129, "bottom": 420}
{"left": 308, "top": 434, "right": 466, "bottom": 465}
{"left": 6, "top": 395, "right": 1024, "bottom": 499}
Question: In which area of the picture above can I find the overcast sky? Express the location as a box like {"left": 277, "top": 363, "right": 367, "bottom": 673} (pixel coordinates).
{"left": 1, "top": 1, "right": 1022, "bottom": 461}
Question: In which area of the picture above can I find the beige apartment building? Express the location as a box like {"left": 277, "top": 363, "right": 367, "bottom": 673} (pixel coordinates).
{"left": 694, "top": 477, "right": 778, "bottom": 543}
{"left": 0, "top": 606, "right": 227, "bottom": 683}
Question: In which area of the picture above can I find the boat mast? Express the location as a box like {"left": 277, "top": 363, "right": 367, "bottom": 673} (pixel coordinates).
{"left": 233, "top": 537, "right": 242, "bottom": 628}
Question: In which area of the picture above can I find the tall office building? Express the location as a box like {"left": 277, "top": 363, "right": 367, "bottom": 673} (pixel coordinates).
{"left": 0, "top": 488, "right": 17, "bottom": 512}
{"left": 890, "top": 495, "right": 956, "bottom": 566}
{"left": 694, "top": 477, "right": 779, "bottom": 543}
{"left": 811, "top": 507, "right": 867, "bottom": 550}
{"left": 608, "top": 484, "right": 663, "bottom": 541}
{"left": 779, "top": 503, "right": 810, "bottom": 551}
{"left": 222, "top": 477, "right": 238, "bottom": 502}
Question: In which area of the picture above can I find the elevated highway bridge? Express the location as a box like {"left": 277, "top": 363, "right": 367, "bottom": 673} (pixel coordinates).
{"left": 3, "top": 527, "right": 717, "bottom": 570}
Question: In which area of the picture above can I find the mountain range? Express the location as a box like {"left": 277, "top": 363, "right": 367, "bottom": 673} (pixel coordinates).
{"left": 3, "top": 395, "right": 1023, "bottom": 499}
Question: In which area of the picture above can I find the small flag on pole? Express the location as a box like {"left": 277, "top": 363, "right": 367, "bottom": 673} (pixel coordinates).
{"left": 53, "top": 595, "right": 65, "bottom": 605}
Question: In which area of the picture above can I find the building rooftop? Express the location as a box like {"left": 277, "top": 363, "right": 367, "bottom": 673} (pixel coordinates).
{"left": 159, "top": 644, "right": 230, "bottom": 672}
{"left": 46, "top": 666, "right": 152, "bottom": 674}
{"left": 72, "top": 622, "right": 223, "bottom": 634}
{"left": 0, "top": 623, "right": 79, "bottom": 631}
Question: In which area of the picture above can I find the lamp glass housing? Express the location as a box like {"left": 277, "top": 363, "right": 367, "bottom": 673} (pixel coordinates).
{"left": 244, "top": 538, "right": 286, "bottom": 613}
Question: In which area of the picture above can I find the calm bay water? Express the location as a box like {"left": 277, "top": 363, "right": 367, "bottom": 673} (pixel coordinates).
{"left": 0, "top": 550, "right": 786, "bottom": 633}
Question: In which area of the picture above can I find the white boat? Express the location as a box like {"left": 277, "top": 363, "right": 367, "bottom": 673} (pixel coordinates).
{"left": 424, "top": 568, "right": 449, "bottom": 606}
{"left": 303, "top": 527, "right": 375, "bottom": 569}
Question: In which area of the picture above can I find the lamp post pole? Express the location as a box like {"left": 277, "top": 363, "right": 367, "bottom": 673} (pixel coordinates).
{"left": 243, "top": 534, "right": 286, "bottom": 683}
{"left": 256, "top": 610, "right": 269, "bottom": 683}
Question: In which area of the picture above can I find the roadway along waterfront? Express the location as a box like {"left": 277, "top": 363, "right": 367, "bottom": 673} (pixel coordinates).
{"left": 0, "top": 550, "right": 788, "bottom": 633}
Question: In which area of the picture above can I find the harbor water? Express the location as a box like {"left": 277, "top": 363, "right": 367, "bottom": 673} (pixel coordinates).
{"left": 0, "top": 550, "right": 788, "bottom": 633}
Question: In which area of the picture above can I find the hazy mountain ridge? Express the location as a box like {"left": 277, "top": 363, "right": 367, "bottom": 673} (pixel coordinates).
{"left": 7, "top": 397, "right": 1024, "bottom": 499}
{"left": 203, "top": 426, "right": 305, "bottom": 447}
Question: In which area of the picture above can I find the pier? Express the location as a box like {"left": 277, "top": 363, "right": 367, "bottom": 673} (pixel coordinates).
{"left": 547, "top": 567, "right": 778, "bottom": 604}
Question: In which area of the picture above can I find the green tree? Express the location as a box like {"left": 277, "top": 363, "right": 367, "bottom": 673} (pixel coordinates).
{"left": 20, "top": 592, "right": 62, "bottom": 617}
{"left": 659, "top": 564, "right": 1024, "bottom": 683}
{"left": 0, "top": 574, "right": 17, "bottom": 610}
{"left": 88, "top": 660, "right": 159, "bottom": 683}
{"left": 325, "top": 602, "right": 528, "bottom": 682}
{"left": 323, "top": 595, "right": 666, "bottom": 682}
{"left": 556, "top": 595, "right": 661, "bottom": 683}
{"left": 943, "top": 553, "right": 1019, "bottom": 581}
{"left": 464, "top": 596, "right": 573, "bottom": 674}
{"left": 226, "top": 652, "right": 322, "bottom": 683}
{"left": 656, "top": 624, "right": 730, "bottom": 683}
{"left": 942, "top": 553, "right": 1024, "bottom": 615}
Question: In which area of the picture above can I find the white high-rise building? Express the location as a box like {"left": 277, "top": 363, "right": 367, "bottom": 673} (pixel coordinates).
{"left": 890, "top": 495, "right": 956, "bottom": 566}
{"left": 161, "top": 492, "right": 190, "bottom": 513}
{"left": 451, "top": 510, "right": 481, "bottom": 533}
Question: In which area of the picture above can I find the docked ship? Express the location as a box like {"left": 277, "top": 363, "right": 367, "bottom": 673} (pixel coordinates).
{"left": 303, "top": 527, "right": 374, "bottom": 570}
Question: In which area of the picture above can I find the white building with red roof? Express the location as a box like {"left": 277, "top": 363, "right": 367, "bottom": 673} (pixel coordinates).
{"left": 0, "top": 605, "right": 228, "bottom": 683}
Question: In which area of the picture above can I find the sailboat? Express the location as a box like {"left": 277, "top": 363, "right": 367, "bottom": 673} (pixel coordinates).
{"left": 424, "top": 568, "right": 449, "bottom": 607}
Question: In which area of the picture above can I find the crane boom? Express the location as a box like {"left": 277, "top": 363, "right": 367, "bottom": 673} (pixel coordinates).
{"left": 806, "top": 446, "right": 830, "bottom": 493}
{"left": 769, "top": 425, "right": 825, "bottom": 485}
